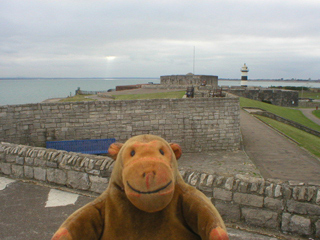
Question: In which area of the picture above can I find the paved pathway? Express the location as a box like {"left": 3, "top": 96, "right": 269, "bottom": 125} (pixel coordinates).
{"left": 241, "top": 110, "right": 320, "bottom": 183}
{"left": 299, "top": 108, "right": 320, "bottom": 125}
{"left": 0, "top": 177, "right": 285, "bottom": 240}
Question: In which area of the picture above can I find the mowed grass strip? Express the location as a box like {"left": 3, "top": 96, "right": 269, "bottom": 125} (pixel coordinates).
{"left": 59, "top": 95, "right": 96, "bottom": 102}
{"left": 313, "top": 110, "right": 320, "bottom": 119}
{"left": 240, "top": 97, "right": 320, "bottom": 132}
{"left": 114, "top": 91, "right": 186, "bottom": 100}
{"left": 299, "top": 91, "right": 320, "bottom": 100}
{"left": 256, "top": 115, "right": 320, "bottom": 158}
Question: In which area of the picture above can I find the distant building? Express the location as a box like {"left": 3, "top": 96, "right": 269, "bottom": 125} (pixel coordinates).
{"left": 160, "top": 74, "right": 218, "bottom": 87}
{"left": 241, "top": 63, "right": 249, "bottom": 87}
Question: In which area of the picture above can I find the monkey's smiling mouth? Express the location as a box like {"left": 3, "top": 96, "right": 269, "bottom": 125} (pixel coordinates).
{"left": 127, "top": 181, "right": 172, "bottom": 194}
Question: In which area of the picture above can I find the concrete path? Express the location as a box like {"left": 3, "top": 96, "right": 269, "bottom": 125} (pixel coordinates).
{"left": 0, "top": 177, "right": 285, "bottom": 240}
{"left": 299, "top": 108, "right": 320, "bottom": 125}
{"left": 241, "top": 110, "right": 320, "bottom": 183}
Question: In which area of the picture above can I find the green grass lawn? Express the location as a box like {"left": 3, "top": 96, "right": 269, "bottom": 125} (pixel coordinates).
{"left": 113, "top": 91, "right": 186, "bottom": 100}
{"left": 240, "top": 97, "right": 320, "bottom": 132}
{"left": 299, "top": 91, "right": 320, "bottom": 100}
{"left": 59, "top": 95, "right": 96, "bottom": 102}
{"left": 256, "top": 115, "right": 320, "bottom": 158}
{"left": 313, "top": 110, "right": 320, "bottom": 119}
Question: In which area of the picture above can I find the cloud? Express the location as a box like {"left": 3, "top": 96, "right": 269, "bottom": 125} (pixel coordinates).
{"left": 0, "top": 0, "right": 319, "bottom": 79}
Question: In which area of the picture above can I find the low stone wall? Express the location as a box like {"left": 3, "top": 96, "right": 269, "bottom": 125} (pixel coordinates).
{"left": 299, "top": 101, "right": 320, "bottom": 108}
{"left": 254, "top": 111, "right": 320, "bottom": 138}
{"left": 0, "top": 142, "right": 113, "bottom": 194}
{"left": 1, "top": 142, "right": 319, "bottom": 239}
{"left": 0, "top": 98, "right": 241, "bottom": 152}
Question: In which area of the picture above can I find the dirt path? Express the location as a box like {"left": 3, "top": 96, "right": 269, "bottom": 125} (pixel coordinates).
{"left": 299, "top": 108, "right": 320, "bottom": 125}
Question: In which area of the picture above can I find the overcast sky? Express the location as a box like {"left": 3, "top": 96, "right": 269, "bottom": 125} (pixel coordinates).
{"left": 0, "top": 0, "right": 319, "bottom": 79}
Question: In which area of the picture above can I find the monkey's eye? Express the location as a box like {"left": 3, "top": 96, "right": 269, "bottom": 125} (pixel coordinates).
{"left": 159, "top": 149, "right": 165, "bottom": 155}
{"left": 130, "top": 150, "right": 135, "bottom": 157}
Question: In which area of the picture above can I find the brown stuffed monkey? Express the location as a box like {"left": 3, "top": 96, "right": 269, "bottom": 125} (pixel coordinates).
{"left": 52, "top": 134, "right": 229, "bottom": 240}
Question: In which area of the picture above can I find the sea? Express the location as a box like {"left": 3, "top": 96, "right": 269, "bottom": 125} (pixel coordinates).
{"left": 1, "top": 78, "right": 320, "bottom": 106}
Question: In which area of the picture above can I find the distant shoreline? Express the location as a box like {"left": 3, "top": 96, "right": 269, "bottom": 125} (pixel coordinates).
{"left": 0, "top": 77, "right": 319, "bottom": 82}
{"left": 219, "top": 79, "right": 320, "bottom": 82}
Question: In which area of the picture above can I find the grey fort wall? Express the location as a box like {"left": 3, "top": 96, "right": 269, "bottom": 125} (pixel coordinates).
{"left": 1, "top": 142, "right": 319, "bottom": 239}
{"left": 0, "top": 97, "right": 240, "bottom": 152}
{"left": 225, "top": 88, "right": 299, "bottom": 107}
{"left": 161, "top": 75, "right": 218, "bottom": 87}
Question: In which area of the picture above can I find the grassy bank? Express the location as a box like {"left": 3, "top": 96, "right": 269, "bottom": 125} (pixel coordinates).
{"left": 256, "top": 115, "right": 320, "bottom": 158}
{"left": 240, "top": 97, "right": 320, "bottom": 132}
{"left": 59, "top": 95, "right": 96, "bottom": 102}
{"left": 59, "top": 91, "right": 185, "bottom": 102}
{"left": 113, "top": 91, "right": 185, "bottom": 100}
{"left": 299, "top": 91, "right": 320, "bottom": 100}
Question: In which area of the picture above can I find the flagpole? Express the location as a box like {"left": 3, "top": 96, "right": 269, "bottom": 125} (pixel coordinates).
{"left": 193, "top": 46, "right": 195, "bottom": 74}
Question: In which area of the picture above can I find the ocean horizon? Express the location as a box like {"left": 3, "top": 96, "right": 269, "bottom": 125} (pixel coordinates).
{"left": 1, "top": 77, "right": 320, "bottom": 106}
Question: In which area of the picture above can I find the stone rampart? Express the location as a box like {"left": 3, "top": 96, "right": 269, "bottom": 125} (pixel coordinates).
{"left": 161, "top": 75, "right": 218, "bottom": 87}
{"left": 226, "top": 88, "right": 299, "bottom": 107}
{"left": 1, "top": 142, "right": 319, "bottom": 239}
{"left": 0, "top": 98, "right": 240, "bottom": 152}
{"left": 142, "top": 84, "right": 186, "bottom": 90}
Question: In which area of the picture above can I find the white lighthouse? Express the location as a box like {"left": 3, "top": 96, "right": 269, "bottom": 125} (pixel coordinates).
{"left": 240, "top": 63, "right": 249, "bottom": 87}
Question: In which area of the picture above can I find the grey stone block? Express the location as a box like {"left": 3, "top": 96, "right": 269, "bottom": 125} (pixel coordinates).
{"left": 274, "top": 185, "right": 282, "bottom": 197}
{"left": 306, "top": 187, "right": 316, "bottom": 201}
{"left": 298, "top": 187, "right": 307, "bottom": 201}
{"left": 25, "top": 157, "right": 34, "bottom": 166}
{"left": 34, "top": 167, "right": 46, "bottom": 181}
{"left": 46, "top": 161, "right": 58, "bottom": 168}
{"left": 213, "top": 188, "right": 232, "bottom": 201}
{"left": 89, "top": 175, "right": 109, "bottom": 193}
{"left": 6, "top": 155, "right": 16, "bottom": 163}
{"left": 15, "top": 157, "right": 24, "bottom": 165}
{"left": 316, "top": 220, "right": 320, "bottom": 239}
{"left": 224, "top": 177, "right": 234, "bottom": 191}
{"left": 264, "top": 197, "right": 284, "bottom": 211}
{"left": 233, "top": 192, "right": 264, "bottom": 207}
{"left": 24, "top": 166, "right": 34, "bottom": 179}
{"left": 238, "top": 181, "right": 249, "bottom": 193}
{"left": 12, "top": 165, "right": 24, "bottom": 177}
{"left": 0, "top": 162, "right": 12, "bottom": 175}
{"left": 242, "top": 208, "right": 279, "bottom": 229}
{"left": 34, "top": 158, "right": 46, "bottom": 167}
{"left": 281, "top": 213, "right": 312, "bottom": 236}
{"left": 188, "top": 172, "right": 200, "bottom": 186}
{"left": 287, "top": 199, "right": 320, "bottom": 215}
{"left": 214, "top": 200, "right": 240, "bottom": 223}
{"left": 250, "top": 182, "right": 259, "bottom": 192}
{"left": 67, "top": 171, "right": 90, "bottom": 190}
{"left": 47, "top": 168, "right": 67, "bottom": 185}
{"left": 265, "top": 184, "right": 274, "bottom": 197}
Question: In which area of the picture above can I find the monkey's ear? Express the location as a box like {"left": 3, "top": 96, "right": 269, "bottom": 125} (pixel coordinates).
{"left": 170, "top": 143, "right": 182, "bottom": 160}
{"left": 108, "top": 143, "right": 123, "bottom": 160}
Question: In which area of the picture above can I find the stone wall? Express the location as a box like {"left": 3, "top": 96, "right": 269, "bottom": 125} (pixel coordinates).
{"left": 161, "top": 75, "right": 218, "bottom": 87}
{"left": 1, "top": 142, "right": 319, "bottom": 239}
{"left": 0, "top": 98, "right": 240, "bottom": 152}
{"left": 299, "top": 101, "right": 320, "bottom": 108}
{"left": 0, "top": 142, "right": 113, "bottom": 194}
{"left": 226, "top": 88, "right": 299, "bottom": 107}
